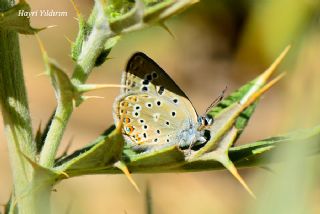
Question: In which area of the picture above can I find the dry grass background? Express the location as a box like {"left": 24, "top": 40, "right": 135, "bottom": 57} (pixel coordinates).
{"left": 1, "top": 0, "right": 320, "bottom": 213}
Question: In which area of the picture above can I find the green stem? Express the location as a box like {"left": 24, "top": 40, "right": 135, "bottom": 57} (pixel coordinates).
{"left": 72, "top": 5, "right": 112, "bottom": 85}
{"left": 39, "top": 103, "right": 73, "bottom": 167}
{"left": 39, "top": 5, "right": 112, "bottom": 168}
{"left": 0, "top": 0, "right": 47, "bottom": 213}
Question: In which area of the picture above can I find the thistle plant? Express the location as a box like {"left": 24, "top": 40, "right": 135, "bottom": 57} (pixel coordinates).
{"left": 0, "top": 0, "right": 319, "bottom": 214}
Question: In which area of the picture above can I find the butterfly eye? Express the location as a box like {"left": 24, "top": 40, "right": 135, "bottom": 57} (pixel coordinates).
{"left": 200, "top": 115, "right": 213, "bottom": 126}
{"left": 207, "top": 118, "right": 213, "bottom": 126}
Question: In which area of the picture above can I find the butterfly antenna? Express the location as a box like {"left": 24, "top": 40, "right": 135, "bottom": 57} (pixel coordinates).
{"left": 205, "top": 86, "right": 228, "bottom": 114}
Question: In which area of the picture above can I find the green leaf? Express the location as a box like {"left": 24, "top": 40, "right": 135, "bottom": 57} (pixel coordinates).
{"left": 125, "top": 145, "right": 185, "bottom": 171}
{"left": 54, "top": 126, "right": 186, "bottom": 176}
{"left": 209, "top": 83, "right": 258, "bottom": 140}
{"left": 53, "top": 124, "right": 320, "bottom": 176}
{"left": 104, "top": 0, "right": 197, "bottom": 33}
{"left": 48, "top": 62, "right": 75, "bottom": 106}
{"left": 71, "top": 15, "right": 92, "bottom": 62}
{"left": 106, "top": 0, "right": 136, "bottom": 21}
{"left": 54, "top": 126, "right": 124, "bottom": 178}
{"left": 143, "top": 0, "right": 175, "bottom": 20}
{"left": 16, "top": 153, "right": 60, "bottom": 211}
{"left": 106, "top": 0, "right": 143, "bottom": 33}
{"left": 94, "top": 35, "right": 121, "bottom": 66}
{"left": 34, "top": 122, "right": 43, "bottom": 154}
{"left": 34, "top": 110, "right": 56, "bottom": 154}
{"left": 228, "top": 124, "right": 320, "bottom": 167}
{"left": 37, "top": 45, "right": 76, "bottom": 167}
{"left": 180, "top": 47, "right": 289, "bottom": 195}
{"left": 4, "top": 195, "right": 17, "bottom": 214}
{"left": 192, "top": 46, "right": 290, "bottom": 158}
{"left": 143, "top": 0, "right": 197, "bottom": 23}
{"left": 0, "top": 0, "right": 43, "bottom": 34}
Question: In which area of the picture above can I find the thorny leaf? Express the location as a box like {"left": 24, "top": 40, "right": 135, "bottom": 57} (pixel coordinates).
{"left": 0, "top": 0, "right": 44, "bottom": 34}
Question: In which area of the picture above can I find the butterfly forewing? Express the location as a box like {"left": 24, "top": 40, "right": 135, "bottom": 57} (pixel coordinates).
{"left": 122, "top": 53, "right": 189, "bottom": 98}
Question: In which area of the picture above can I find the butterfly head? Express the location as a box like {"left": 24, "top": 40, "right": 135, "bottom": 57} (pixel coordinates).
{"left": 197, "top": 114, "right": 214, "bottom": 130}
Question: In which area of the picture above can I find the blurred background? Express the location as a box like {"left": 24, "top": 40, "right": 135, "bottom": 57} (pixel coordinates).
{"left": 1, "top": 0, "right": 320, "bottom": 213}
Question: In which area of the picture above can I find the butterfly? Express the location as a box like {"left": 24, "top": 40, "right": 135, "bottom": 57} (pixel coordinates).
{"left": 113, "top": 52, "right": 216, "bottom": 152}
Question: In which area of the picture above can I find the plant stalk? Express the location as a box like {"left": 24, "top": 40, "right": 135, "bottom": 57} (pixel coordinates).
{"left": 0, "top": 1, "right": 52, "bottom": 213}
{"left": 39, "top": 3, "right": 112, "bottom": 168}
{"left": 39, "top": 103, "right": 73, "bottom": 167}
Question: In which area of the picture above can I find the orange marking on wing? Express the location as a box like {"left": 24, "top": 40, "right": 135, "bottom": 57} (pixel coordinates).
{"left": 128, "top": 96, "right": 138, "bottom": 102}
{"left": 120, "top": 101, "right": 129, "bottom": 107}
{"left": 124, "top": 125, "right": 135, "bottom": 134}
{"left": 123, "top": 117, "right": 131, "bottom": 124}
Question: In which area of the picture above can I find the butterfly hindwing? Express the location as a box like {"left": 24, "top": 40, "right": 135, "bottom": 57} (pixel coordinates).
{"left": 115, "top": 93, "right": 198, "bottom": 150}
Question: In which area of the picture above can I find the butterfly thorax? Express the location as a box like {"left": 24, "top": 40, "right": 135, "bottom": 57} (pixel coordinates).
{"left": 178, "top": 119, "right": 207, "bottom": 148}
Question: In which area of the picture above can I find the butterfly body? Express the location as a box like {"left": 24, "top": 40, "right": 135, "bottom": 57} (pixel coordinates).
{"left": 113, "top": 52, "right": 211, "bottom": 152}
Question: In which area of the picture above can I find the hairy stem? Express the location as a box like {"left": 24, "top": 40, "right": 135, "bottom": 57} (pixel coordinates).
{"left": 0, "top": 0, "right": 45, "bottom": 213}
{"left": 39, "top": 3, "right": 112, "bottom": 168}
{"left": 39, "top": 103, "right": 73, "bottom": 167}
{"left": 71, "top": 5, "right": 112, "bottom": 84}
